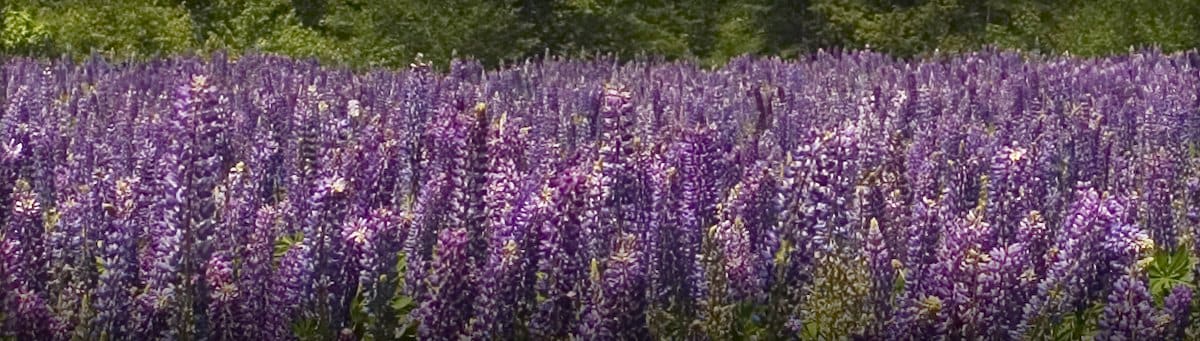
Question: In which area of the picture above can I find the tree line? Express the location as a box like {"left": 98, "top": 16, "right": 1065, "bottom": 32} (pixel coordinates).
{"left": 2, "top": 0, "right": 1199, "bottom": 69}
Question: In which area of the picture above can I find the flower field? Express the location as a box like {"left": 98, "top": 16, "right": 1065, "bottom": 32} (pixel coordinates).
{"left": 1, "top": 51, "right": 1200, "bottom": 340}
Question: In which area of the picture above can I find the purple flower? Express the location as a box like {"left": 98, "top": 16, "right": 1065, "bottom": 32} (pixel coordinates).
{"left": 205, "top": 252, "right": 237, "bottom": 340}
{"left": 404, "top": 105, "right": 470, "bottom": 303}
{"left": 236, "top": 204, "right": 281, "bottom": 340}
{"left": 581, "top": 233, "right": 649, "bottom": 340}
{"left": 865, "top": 218, "right": 896, "bottom": 337}
{"left": 2, "top": 233, "right": 64, "bottom": 340}
{"left": 1161, "top": 285, "right": 1192, "bottom": 340}
{"left": 531, "top": 169, "right": 587, "bottom": 339}
{"left": 676, "top": 125, "right": 721, "bottom": 315}
{"left": 92, "top": 175, "right": 139, "bottom": 340}
{"left": 977, "top": 242, "right": 1036, "bottom": 340}
{"left": 419, "top": 227, "right": 472, "bottom": 339}
{"left": 988, "top": 144, "right": 1037, "bottom": 247}
{"left": 471, "top": 183, "right": 536, "bottom": 340}
{"left": 269, "top": 242, "right": 314, "bottom": 340}
{"left": 1018, "top": 188, "right": 1108, "bottom": 338}
{"left": 1142, "top": 148, "right": 1178, "bottom": 251}
{"left": 712, "top": 195, "right": 758, "bottom": 303}
{"left": 1097, "top": 268, "right": 1159, "bottom": 341}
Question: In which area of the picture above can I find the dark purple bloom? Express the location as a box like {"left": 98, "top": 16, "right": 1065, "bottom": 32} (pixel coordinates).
{"left": 1141, "top": 148, "right": 1178, "bottom": 251}
{"left": 531, "top": 169, "right": 588, "bottom": 339}
{"left": 235, "top": 204, "right": 280, "bottom": 340}
{"left": 1018, "top": 188, "right": 1109, "bottom": 338}
{"left": 582, "top": 233, "right": 650, "bottom": 340}
{"left": 865, "top": 218, "right": 896, "bottom": 337}
{"left": 419, "top": 227, "right": 472, "bottom": 339}
{"left": 205, "top": 252, "right": 237, "bottom": 340}
{"left": 977, "top": 242, "right": 1036, "bottom": 340}
{"left": 1097, "top": 268, "right": 1159, "bottom": 341}
{"left": 1161, "top": 285, "right": 1192, "bottom": 340}
{"left": 269, "top": 241, "right": 314, "bottom": 340}
{"left": 92, "top": 175, "right": 139, "bottom": 340}
{"left": 988, "top": 144, "right": 1037, "bottom": 247}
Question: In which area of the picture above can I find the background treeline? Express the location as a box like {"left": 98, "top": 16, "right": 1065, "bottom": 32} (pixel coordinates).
{"left": 2, "top": 0, "right": 1199, "bottom": 69}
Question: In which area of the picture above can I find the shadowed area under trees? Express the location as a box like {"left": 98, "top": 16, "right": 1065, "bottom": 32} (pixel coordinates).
{"left": 2, "top": 0, "right": 1199, "bottom": 68}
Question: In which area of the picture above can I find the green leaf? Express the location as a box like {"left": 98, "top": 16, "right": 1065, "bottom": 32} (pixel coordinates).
{"left": 1149, "top": 247, "right": 1195, "bottom": 303}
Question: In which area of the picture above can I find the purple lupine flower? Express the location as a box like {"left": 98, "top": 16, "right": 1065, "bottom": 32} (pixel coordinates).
{"left": 404, "top": 104, "right": 469, "bottom": 304}
{"left": 470, "top": 115, "right": 532, "bottom": 340}
{"left": 577, "top": 258, "right": 604, "bottom": 339}
{"left": 977, "top": 242, "right": 1036, "bottom": 340}
{"left": 598, "top": 84, "right": 637, "bottom": 230}
{"left": 1188, "top": 174, "right": 1200, "bottom": 276}
{"left": 943, "top": 211, "right": 991, "bottom": 339}
{"left": 92, "top": 175, "right": 139, "bottom": 340}
{"left": 1097, "top": 268, "right": 1159, "bottom": 341}
{"left": 236, "top": 204, "right": 280, "bottom": 340}
{"left": 531, "top": 169, "right": 588, "bottom": 339}
{"left": 306, "top": 170, "right": 354, "bottom": 334}
{"left": 988, "top": 144, "right": 1037, "bottom": 247}
{"left": 716, "top": 163, "right": 776, "bottom": 304}
{"left": 132, "top": 138, "right": 186, "bottom": 339}
{"left": 712, "top": 189, "right": 758, "bottom": 303}
{"left": 639, "top": 143, "right": 677, "bottom": 311}
{"left": 676, "top": 124, "right": 721, "bottom": 316}
{"left": 471, "top": 191, "right": 535, "bottom": 340}
{"left": 1103, "top": 222, "right": 1153, "bottom": 274}
{"left": 205, "top": 252, "right": 237, "bottom": 340}
{"left": 173, "top": 73, "right": 225, "bottom": 338}
{"left": 865, "top": 218, "right": 896, "bottom": 337}
{"left": 582, "top": 233, "right": 650, "bottom": 340}
{"left": 6, "top": 183, "right": 45, "bottom": 290}
{"left": 1015, "top": 211, "right": 1050, "bottom": 277}
{"left": 1017, "top": 188, "right": 1106, "bottom": 338}
{"left": 269, "top": 242, "right": 314, "bottom": 340}
{"left": 403, "top": 169, "right": 448, "bottom": 300}
{"left": 769, "top": 125, "right": 862, "bottom": 336}
{"left": 465, "top": 104, "right": 491, "bottom": 269}
{"left": 419, "top": 227, "right": 472, "bottom": 339}
{"left": 1142, "top": 148, "right": 1178, "bottom": 251}
{"left": 2, "top": 232, "right": 64, "bottom": 340}
{"left": 355, "top": 208, "right": 408, "bottom": 340}
{"left": 1161, "top": 285, "right": 1192, "bottom": 340}
{"left": 897, "top": 196, "right": 947, "bottom": 308}
{"left": 45, "top": 187, "right": 91, "bottom": 333}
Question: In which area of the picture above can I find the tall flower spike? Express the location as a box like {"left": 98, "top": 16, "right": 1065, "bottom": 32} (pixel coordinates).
{"left": 865, "top": 218, "right": 896, "bottom": 337}
{"left": 594, "top": 233, "right": 650, "bottom": 340}
{"left": 419, "top": 227, "right": 472, "bottom": 339}
{"left": 1161, "top": 285, "right": 1192, "bottom": 340}
{"left": 471, "top": 184, "right": 535, "bottom": 340}
{"left": 977, "top": 242, "right": 1035, "bottom": 340}
{"left": 404, "top": 105, "right": 469, "bottom": 304}
{"left": 269, "top": 241, "right": 314, "bottom": 340}
{"left": 1097, "top": 268, "right": 1159, "bottom": 341}
{"left": 1017, "top": 188, "right": 1105, "bottom": 338}
{"left": 1142, "top": 148, "right": 1178, "bottom": 251}
{"left": 205, "top": 252, "right": 237, "bottom": 340}
{"left": 2, "top": 233, "right": 64, "bottom": 340}
{"left": 236, "top": 204, "right": 280, "bottom": 340}
{"left": 988, "top": 144, "right": 1036, "bottom": 247}
{"left": 91, "top": 174, "right": 139, "bottom": 340}
{"left": 676, "top": 124, "right": 720, "bottom": 317}
{"left": 531, "top": 170, "right": 587, "bottom": 339}
{"left": 712, "top": 185, "right": 759, "bottom": 303}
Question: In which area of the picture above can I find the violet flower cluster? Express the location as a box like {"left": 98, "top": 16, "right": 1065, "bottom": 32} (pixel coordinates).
{"left": 0, "top": 51, "right": 1198, "bottom": 340}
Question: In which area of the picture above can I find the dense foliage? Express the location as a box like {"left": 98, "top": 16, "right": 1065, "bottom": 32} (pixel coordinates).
{"left": 2, "top": 51, "right": 1200, "bottom": 340}
{"left": 3, "top": 0, "right": 1200, "bottom": 68}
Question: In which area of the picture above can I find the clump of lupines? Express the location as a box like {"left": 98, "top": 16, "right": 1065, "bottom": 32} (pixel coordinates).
{"left": 1, "top": 51, "right": 1200, "bottom": 339}
{"left": 1098, "top": 268, "right": 1158, "bottom": 340}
